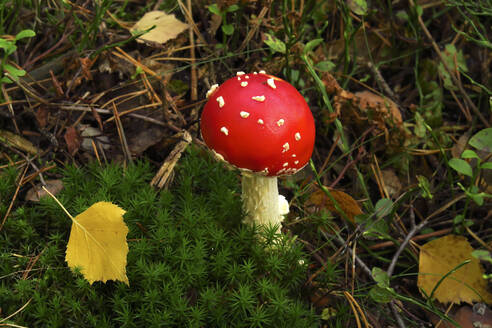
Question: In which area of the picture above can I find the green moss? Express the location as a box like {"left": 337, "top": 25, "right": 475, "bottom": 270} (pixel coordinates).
{"left": 1, "top": 148, "right": 318, "bottom": 327}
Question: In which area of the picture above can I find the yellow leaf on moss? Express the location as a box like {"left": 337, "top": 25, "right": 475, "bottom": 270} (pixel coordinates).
{"left": 65, "top": 202, "right": 129, "bottom": 285}
{"left": 130, "top": 11, "right": 188, "bottom": 44}
{"left": 418, "top": 235, "right": 492, "bottom": 304}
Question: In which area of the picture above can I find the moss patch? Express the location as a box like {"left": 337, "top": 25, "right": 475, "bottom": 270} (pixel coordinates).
{"left": 0, "top": 149, "right": 318, "bottom": 327}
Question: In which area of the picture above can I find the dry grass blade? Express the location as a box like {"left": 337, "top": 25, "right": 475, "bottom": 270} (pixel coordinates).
{"left": 344, "top": 291, "right": 371, "bottom": 328}
{"left": 0, "top": 164, "right": 28, "bottom": 232}
{"left": 151, "top": 130, "right": 192, "bottom": 189}
{"left": 0, "top": 298, "right": 32, "bottom": 325}
{"left": 111, "top": 102, "right": 132, "bottom": 163}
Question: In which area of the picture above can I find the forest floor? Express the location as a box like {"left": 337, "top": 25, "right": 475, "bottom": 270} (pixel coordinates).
{"left": 1, "top": 0, "right": 491, "bottom": 327}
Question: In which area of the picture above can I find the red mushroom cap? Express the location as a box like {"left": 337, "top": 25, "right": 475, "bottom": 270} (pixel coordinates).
{"left": 200, "top": 72, "right": 315, "bottom": 177}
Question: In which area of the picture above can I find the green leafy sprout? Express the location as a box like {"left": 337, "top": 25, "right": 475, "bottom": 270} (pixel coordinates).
{"left": 448, "top": 128, "right": 492, "bottom": 230}
{"left": 207, "top": 3, "right": 240, "bottom": 50}
{"left": 0, "top": 29, "right": 35, "bottom": 87}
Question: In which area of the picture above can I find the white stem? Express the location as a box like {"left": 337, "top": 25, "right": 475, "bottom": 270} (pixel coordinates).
{"left": 241, "top": 174, "right": 283, "bottom": 232}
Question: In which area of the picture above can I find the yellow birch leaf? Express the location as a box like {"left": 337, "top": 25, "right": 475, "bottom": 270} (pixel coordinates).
{"left": 65, "top": 202, "right": 129, "bottom": 285}
{"left": 417, "top": 235, "right": 492, "bottom": 304}
{"left": 130, "top": 11, "right": 188, "bottom": 44}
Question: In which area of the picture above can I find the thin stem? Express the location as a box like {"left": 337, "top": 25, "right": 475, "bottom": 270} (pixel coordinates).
{"left": 241, "top": 174, "right": 282, "bottom": 232}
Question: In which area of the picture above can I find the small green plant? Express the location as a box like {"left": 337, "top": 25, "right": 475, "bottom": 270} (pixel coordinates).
{"left": 448, "top": 128, "right": 492, "bottom": 231}
{"left": 369, "top": 267, "right": 394, "bottom": 304}
{"left": 0, "top": 29, "right": 35, "bottom": 88}
{"left": 264, "top": 33, "right": 286, "bottom": 54}
{"left": 207, "top": 3, "right": 239, "bottom": 50}
{"left": 472, "top": 250, "right": 492, "bottom": 280}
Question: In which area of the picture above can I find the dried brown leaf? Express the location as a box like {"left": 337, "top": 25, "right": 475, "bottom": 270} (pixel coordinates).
{"left": 381, "top": 169, "right": 402, "bottom": 197}
{"left": 307, "top": 187, "right": 362, "bottom": 224}
{"left": 35, "top": 107, "right": 49, "bottom": 128}
{"left": 354, "top": 90, "right": 402, "bottom": 125}
{"left": 25, "top": 179, "right": 64, "bottom": 202}
{"left": 64, "top": 126, "right": 81, "bottom": 155}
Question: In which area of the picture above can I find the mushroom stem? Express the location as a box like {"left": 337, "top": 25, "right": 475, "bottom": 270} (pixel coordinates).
{"left": 241, "top": 174, "right": 283, "bottom": 232}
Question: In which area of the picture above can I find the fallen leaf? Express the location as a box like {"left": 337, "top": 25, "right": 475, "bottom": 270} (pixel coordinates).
{"left": 354, "top": 90, "right": 402, "bottom": 125}
{"left": 25, "top": 180, "right": 64, "bottom": 202}
{"left": 130, "top": 11, "right": 188, "bottom": 44}
{"left": 208, "top": 12, "right": 222, "bottom": 36}
{"left": 79, "top": 56, "right": 96, "bottom": 81}
{"left": 79, "top": 124, "right": 110, "bottom": 153}
{"left": 321, "top": 72, "right": 406, "bottom": 146}
{"left": 381, "top": 169, "right": 402, "bottom": 197}
{"left": 35, "top": 106, "right": 50, "bottom": 128}
{"left": 451, "top": 131, "right": 472, "bottom": 159}
{"left": 428, "top": 305, "right": 492, "bottom": 328}
{"left": 0, "top": 129, "right": 38, "bottom": 155}
{"left": 307, "top": 187, "right": 362, "bottom": 224}
{"left": 66, "top": 202, "right": 129, "bottom": 285}
{"left": 418, "top": 235, "right": 492, "bottom": 304}
{"left": 64, "top": 126, "right": 81, "bottom": 155}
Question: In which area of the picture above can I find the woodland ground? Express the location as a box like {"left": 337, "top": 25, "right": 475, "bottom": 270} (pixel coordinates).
{"left": 0, "top": 0, "right": 491, "bottom": 327}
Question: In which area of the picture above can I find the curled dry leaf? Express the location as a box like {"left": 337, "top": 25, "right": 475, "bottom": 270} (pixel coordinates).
{"left": 418, "top": 235, "right": 492, "bottom": 305}
{"left": 79, "top": 57, "right": 96, "bottom": 81}
{"left": 25, "top": 179, "right": 64, "bottom": 202}
{"left": 79, "top": 125, "right": 110, "bottom": 153}
{"left": 307, "top": 187, "right": 362, "bottom": 224}
{"left": 35, "top": 106, "right": 50, "bottom": 128}
{"left": 64, "top": 126, "right": 81, "bottom": 155}
{"left": 381, "top": 169, "right": 402, "bottom": 197}
{"left": 130, "top": 11, "right": 188, "bottom": 45}
{"left": 321, "top": 72, "right": 405, "bottom": 144}
{"left": 451, "top": 131, "right": 472, "bottom": 159}
{"left": 354, "top": 90, "right": 402, "bottom": 125}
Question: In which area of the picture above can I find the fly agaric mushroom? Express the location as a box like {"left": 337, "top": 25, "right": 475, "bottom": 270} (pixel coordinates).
{"left": 200, "top": 72, "right": 315, "bottom": 231}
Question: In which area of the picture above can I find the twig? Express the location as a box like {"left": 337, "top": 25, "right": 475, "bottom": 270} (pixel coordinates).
{"left": 367, "top": 228, "right": 452, "bottom": 251}
{"left": 390, "top": 301, "right": 407, "bottom": 328}
{"left": 0, "top": 298, "right": 31, "bottom": 325}
{"left": 366, "top": 61, "right": 400, "bottom": 106}
{"left": 329, "top": 128, "right": 371, "bottom": 188}
{"left": 111, "top": 102, "right": 132, "bottom": 163}
{"left": 386, "top": 193, "right": 466, "bottom": 278}
{"left": 150, "top": 130, "right": 192, "bottom": 189}
{"left": 176, "top": 0, "right": 208, "bottom": 48}
{"left": 344, "top": 291, "right": 363, "bottom": 328}
{"left": 1, "top": 85, "right": 20, "bottom": 135}
{"left": 24, "top": 23, "right": 73, "bottom": 70}
{"left": 4, "top": 72, "right": 49, "bottom": 104}
{"left": 0, "top": 164, "right": 28, "bottom": 232}
{"left": 238, "top": 4, "right": 270, "bottom": 52}
{"left": 111, "top": 47, "right": 186, "bottom": 125}
{"left": 328, "top": 230, "right": 372, "bottom": 276}
{"left": 56, "top": 102, "right": 207, "bottom": 148}
{"left": 185, "top": 0, "right": 197, "bottom": 101}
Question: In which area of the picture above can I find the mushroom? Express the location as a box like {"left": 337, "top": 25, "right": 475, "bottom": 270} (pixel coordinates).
{"left": 200, "top": 72, "right": 315, "bottom": 232}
